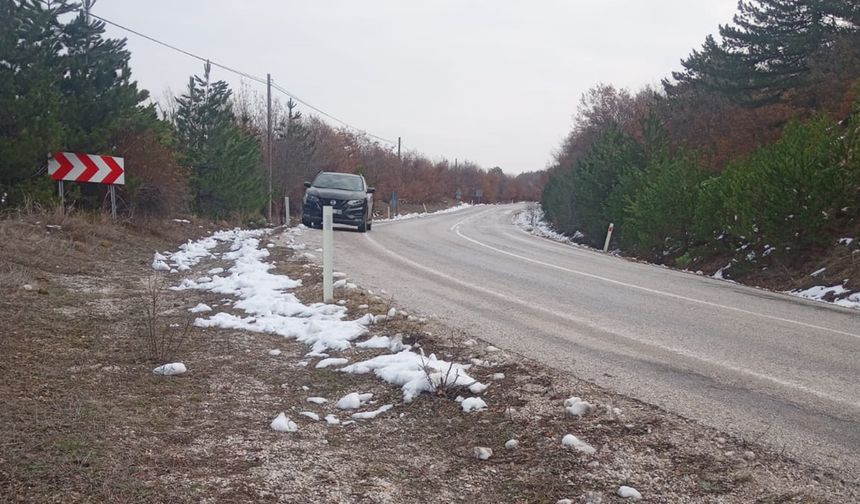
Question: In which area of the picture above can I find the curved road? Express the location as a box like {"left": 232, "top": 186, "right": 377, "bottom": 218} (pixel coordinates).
{"left": 295, "top": 203, "right": 860, "bottom": 479}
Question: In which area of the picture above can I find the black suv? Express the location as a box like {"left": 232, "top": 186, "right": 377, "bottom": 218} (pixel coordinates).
{"left": 301, "top": 172, "right": 375, "bottom": 232}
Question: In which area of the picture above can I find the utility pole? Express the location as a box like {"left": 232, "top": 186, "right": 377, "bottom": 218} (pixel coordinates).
{"left": 266, "top": 73, "right": 273, "bottom": 222}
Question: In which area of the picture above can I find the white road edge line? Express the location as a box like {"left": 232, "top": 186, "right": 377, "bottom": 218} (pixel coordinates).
{"left": 451, "top": 215, "right": 860, "bottom": 341}
{"left": 361, "top": 232, "right": 859, "bottom": 409}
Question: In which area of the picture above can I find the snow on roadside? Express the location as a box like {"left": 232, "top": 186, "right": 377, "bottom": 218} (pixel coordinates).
{"left": 380, "top": 203, "right": 474, "bottom": 222}
{"left": 271, "top": 412, "right": 298, "bottom": 432}
{"left": 156, "top": 226, "right": 493, "bottom": 419}
{"left": 512, "top": 204, "right": 583, "bottom": 245}
{"left": 152, "top": 362, "right": 186, "bottom": 376}
{"left": 340, "top": 350, "right": 486, "bottom": 404}
{"left": 163, "top": 230, "right": 370, "bottom": 354}
{"left": 351, "top": 404, "right": 393, "bottom": 420}
{"left": 791, "top": 283, "right": 860, "bottom": 310}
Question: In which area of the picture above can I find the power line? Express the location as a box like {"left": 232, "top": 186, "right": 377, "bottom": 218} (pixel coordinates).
{"left": 41, "top": 0, "right": 396, "bottom": 145}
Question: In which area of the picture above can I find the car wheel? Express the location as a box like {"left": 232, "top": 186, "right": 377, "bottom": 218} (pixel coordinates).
{"left": 367, "top": 220, "right": 372, "bottom": 231}
{"left": 301, "top": 215, "right": 311, "bottom": 227}
{"left": 358, "top": 219, "right": 367, "bottom": 233}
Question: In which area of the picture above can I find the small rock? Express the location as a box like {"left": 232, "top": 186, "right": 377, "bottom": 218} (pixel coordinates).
{"left": 22, "top": 284, "right": 33, "bottom": 291}
{"left": 268, "top": 349, "right": 282, "bottom": 356}
{"left": 715, "top": 437, "right": 726, "bottom": 444}
{"left": 556, "top": 500, "right": 573, "bottom": 504}
{"left": 587, "top": 460, "right": 600, "bottom": 468}
{"left": 387, "top": 308, "right": 397, "bottom": 318}
{"left": 504, "top": 439, "right": 519, "bottom": 450}
{"left": 473, "top": 447, "right": 493, "bottom": 460}
{"left": 743, "top": 450, "right": 756, "bottom": 461}
{"left": 491, "top": 373, "right": 506, "bottom": 380}
{"left": 486, "top": 345, "right": 500, "bottom": 352}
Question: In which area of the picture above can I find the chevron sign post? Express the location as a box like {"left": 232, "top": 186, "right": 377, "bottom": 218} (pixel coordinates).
{"left": 48, "top": 152, "right": 125, "bottom": 218}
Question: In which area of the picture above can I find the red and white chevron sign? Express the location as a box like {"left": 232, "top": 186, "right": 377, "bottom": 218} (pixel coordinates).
{"left": 48, "top": 152, "right": 125, "bottom": 185}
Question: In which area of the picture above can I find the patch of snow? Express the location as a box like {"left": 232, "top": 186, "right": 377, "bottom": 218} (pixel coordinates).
{"left": 618, "top": 486, "right": 642, "bottom": 500}
{"left": 268, "top": 349, "right": 282, "bottom": 356}
{"left": 316, "top": 357, "right": 348, "bottom": 369}
{"left": 469, "top": 382, "right": 489, "bottom": 394}
{"left": 562, "top": 434, "right": 595, "bottom": 454}
{"left": 271, "top": 412, "right": 298, "bottom": 432}
{"left": 356, "top": 335, "right": 392, "bottom": 349}
{"left": 564, "top": 397, "right": 593, "bottom": 418}
{"left": 351, "top": 404, "right": 393, "bottom": 420}
{"left": 307, "top": 397, "right": 327, "bottom": 405}
{"left": 173, "top": 230, "right": 369, "bottom": 354}
{"left": 152, "top": 362, "right": 186, "bottom": 376}
{"left": 461, "top": 397, "right": 488, "bottom": 412}
{"left": 336, "top": 392, "right": 373, "bottom": 410}
{"left": 491, "top": 373, "right": 506, "bottom": 380}
{"left": 838, "top": 237, "right": 854, "bottom": 246}
{"left": 810, "top": 267, "right": 826, "bottom": 277}
{"left": 324, "top": 414, "right": 340, "bottom": 425}
{"left": 381, "top": 203, "right": 474, "bottom": 222}
{"left": 189, "top": 303, "right": 211, "bottom": 313}
{"left": 299, "top": 411, "right": 320, "bottom": 421}
{"left": 341, "top": 350, "right": 486, "bottom": 403}
{"left": 791, "top": 283, "right": 859, "bottom": 309}
{"left": 473, "top": 446, "right": 493, "bottom": 460}
{"left": 208, "top": 267, "right": 224, "bottom": 275}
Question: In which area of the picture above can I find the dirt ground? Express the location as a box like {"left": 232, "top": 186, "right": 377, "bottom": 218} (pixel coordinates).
{"left": 1, "top": 209, "right": 857, "bottom": 503}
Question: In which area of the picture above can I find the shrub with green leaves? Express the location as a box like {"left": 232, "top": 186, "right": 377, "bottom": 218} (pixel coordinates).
{"left": 720, "top": 116, "right": 856, "bottom": 252}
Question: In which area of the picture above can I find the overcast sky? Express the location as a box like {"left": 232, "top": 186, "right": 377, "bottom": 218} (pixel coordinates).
{"left": 97, "top": 0, "right": 738, "bottom": 174}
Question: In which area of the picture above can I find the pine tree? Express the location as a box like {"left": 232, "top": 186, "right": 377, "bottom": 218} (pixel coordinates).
{"left": 174, "top": 63, "right": 265, "bottom": 219}
{"left": 59, "top": 4, "right": 143, "bottom": 150}
{"left": 0, "top": 0, "right": 68, "bottom": 198}
{"left": 668, "top": 0, "right": 858, "bottom": 106}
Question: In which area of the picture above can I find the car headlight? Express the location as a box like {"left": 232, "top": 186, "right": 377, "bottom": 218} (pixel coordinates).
{"left": 345, "top": 199, "right": 364, "bottom": 207}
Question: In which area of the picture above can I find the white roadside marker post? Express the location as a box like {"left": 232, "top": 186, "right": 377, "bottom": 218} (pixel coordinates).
{"left": 284, "top": 196, "right": 290, "bottom": 225}
{"left": 603, "top": 222, "right": 614, "bottom": 253}
{"left": 323, "top": 205, "right": 334, "bottom": 303}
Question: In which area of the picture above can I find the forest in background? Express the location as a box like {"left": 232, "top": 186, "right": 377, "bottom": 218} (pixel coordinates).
{"left": 542, "top": 0, "right": 860, "bottom": 289}
{"left": 0, "top": 0, "right": 545, "bottom": 223}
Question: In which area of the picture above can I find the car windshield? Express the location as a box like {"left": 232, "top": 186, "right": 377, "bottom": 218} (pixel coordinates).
{"left": 312, "top": 173, "right": 364, "bottom": 191}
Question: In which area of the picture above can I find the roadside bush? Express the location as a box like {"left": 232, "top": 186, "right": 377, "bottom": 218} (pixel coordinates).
{"left": 621, "top": 154, "right": 710, "bottom": 259}
{"left": 114, "top": 127, "right": 189, "bottom": 218}
{"left": 720, "top": 116, "right": 856, "bottom": 252}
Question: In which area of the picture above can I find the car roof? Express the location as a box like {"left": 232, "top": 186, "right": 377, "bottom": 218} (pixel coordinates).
{"left": 318, "top": 171, "right": 361, "bottom": 178}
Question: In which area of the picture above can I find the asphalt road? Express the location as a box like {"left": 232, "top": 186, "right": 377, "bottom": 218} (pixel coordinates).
{"left": 295, "top": 203, "right": 860, "bottom": 480}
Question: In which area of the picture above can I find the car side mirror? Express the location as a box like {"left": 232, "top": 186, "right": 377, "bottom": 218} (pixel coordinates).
{"left": 367, "top": 187, "right": 376, "bottom": 194}
{"left": 304, "top": 181, "right": 311, "bottom": 188}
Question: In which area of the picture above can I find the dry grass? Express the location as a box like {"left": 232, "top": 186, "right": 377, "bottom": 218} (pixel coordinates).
{"left": 0, "top": 210, "right": 855, "bottom": 503}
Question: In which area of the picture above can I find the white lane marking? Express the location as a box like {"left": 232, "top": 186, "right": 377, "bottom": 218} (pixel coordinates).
{"left": 450, "top": 218, "right": 860, "bottom": 341}
{"left": 362, "top": 233, "right": 859, "bottom": 408}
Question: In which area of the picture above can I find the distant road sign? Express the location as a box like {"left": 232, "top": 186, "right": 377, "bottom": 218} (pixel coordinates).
{"left": 48, "top": 152, "right": 125, "bottom": 185}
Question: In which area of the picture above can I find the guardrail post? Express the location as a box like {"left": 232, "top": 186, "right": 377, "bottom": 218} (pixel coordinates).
{"left": 323, "top": 205, "right": 334, "bottom": 303}
{"left": 603, "top": 222, "right": 614, "bottom": 253}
